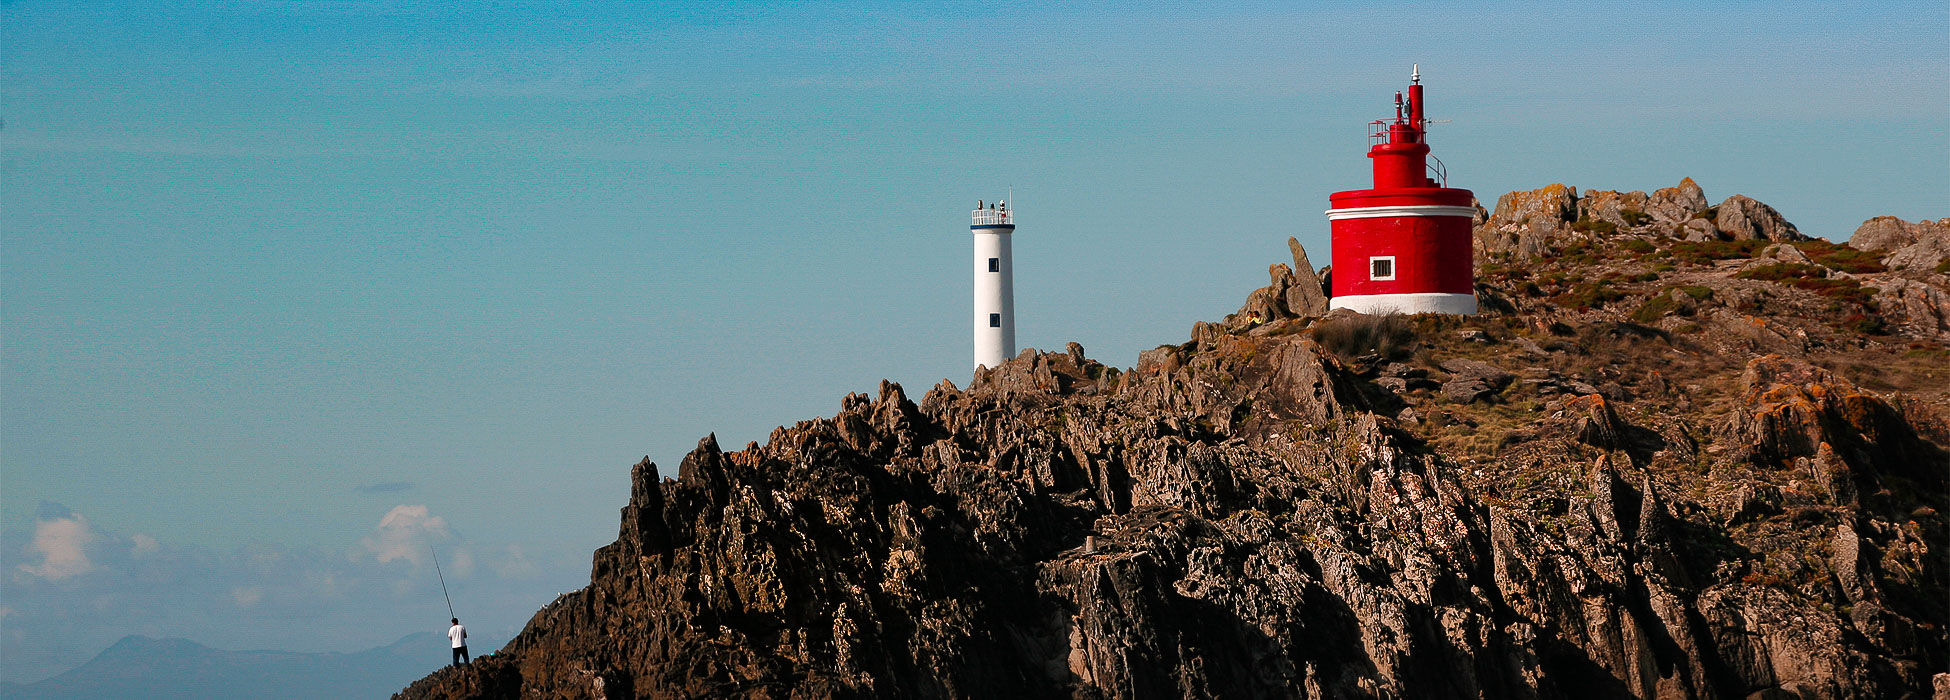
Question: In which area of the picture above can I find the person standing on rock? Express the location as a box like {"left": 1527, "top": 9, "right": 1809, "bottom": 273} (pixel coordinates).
{"left": 448, "top": 618, "right": 469, "bottom": 667}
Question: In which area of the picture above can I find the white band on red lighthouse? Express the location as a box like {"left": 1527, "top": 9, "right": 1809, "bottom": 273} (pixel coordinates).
{"left": 1324, "top": 205, "right": 1477, "bottom": 220}
{"left": 1329, "top": 293, "right": 1478, "bottom": 315}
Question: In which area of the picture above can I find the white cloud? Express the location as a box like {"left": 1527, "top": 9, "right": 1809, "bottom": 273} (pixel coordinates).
{"left": 231, "top": 586, "right": 264, "bottom": 608}
{"left": 357, "top": 505, "right": 451, "bottom": 567}
{"left": 447, "top": 546, "right": 475, "bottom": 578}
{"left": 3, "top": 505, "right": 584, "bottom": 681}
{"left": 130, "top": 534, "right": 160, "bottom": 556}
{"left": 490, "top": 545, "right": 540, "bottom": 580}
{"left": 15, "top": 513, "right": 96, "bottom": 581}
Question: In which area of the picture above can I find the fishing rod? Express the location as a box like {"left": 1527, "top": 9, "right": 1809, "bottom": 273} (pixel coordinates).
{"left": 431, "top": 545, "right": 455, "bottom": 619}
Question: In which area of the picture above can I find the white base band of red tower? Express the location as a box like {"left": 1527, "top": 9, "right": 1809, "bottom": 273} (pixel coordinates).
{"left": 1330, "top": 292, "right": 1477, "bottom": 315}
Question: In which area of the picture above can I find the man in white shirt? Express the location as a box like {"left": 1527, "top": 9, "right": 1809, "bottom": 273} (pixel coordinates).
{"left": 448, "top": 617, "right": 468, "bottom": 667}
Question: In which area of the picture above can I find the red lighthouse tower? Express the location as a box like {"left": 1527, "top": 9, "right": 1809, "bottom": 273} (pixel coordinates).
{"left": 1326, "top": 66, "right": 1477, "bottom": 315}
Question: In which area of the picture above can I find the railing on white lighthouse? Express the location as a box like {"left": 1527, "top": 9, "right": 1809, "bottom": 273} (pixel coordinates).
{"left": 972, "top": 208, "right": 1013, "bottom": 226}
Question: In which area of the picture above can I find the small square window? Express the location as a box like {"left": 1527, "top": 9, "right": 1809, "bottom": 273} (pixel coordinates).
{"left": 1369, "top": 256, "right": 1396, "bottom": 281}
{"left": 989, "top": 313, "right": 1002, "bottom": 328}
{"left": 988, "top": 257, "right": 1000, "bottom": 272}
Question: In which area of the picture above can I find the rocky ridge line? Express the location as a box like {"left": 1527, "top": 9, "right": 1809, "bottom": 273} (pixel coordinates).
{"left": 399, "top": 180, "right": 1948, "bottom": 699}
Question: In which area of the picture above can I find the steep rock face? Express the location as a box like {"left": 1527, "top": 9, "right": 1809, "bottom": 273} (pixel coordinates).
{"left": 399, "top": 186, "right": 1948, "bottom": 700}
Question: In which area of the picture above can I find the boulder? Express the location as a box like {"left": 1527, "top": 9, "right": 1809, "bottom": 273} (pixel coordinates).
{"left": 1849, "top": 216, "right": 1950, "bottom": 272}
{"left": 1680, "top": 217, "right": 1718, "bottom": 241}
{"left": 1577, "top": 188, "right": 1652, "bottom": 229}
{"left": 1713, "top": 195, "right": 1806, "bottom": 241}
{"left": 1867, "top": 278, "right": 1950, "bottom": 338}
{"left": 1439, "top": 358, "right": 1516, "bottom": 390}
{"left": 1644, "top": 177, "right": 1710, "bottom": 224}
{"left": 1442, "top": 377, "right": 1500, "bottom": 404}
{"left": 1439, "top": 359, "right": 1514, "bottom": 404}
{"left": 1763, "top": 242, "right": 1815, "bottom": 264}
{"left": 1848, "top": 216, "right": 1918, "bottom": 253}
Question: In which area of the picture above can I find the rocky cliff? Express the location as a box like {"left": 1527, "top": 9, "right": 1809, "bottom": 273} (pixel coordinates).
{"left": 399, "top": 181, "right": 1948, "bottom": 699}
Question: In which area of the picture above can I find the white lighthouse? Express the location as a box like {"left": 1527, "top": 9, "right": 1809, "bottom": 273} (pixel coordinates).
{"left": 970, "top": 200, "right": 1016, "bottom": 371}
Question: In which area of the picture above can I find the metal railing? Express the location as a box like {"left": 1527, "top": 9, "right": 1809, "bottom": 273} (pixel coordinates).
{"left": 1368, "top": 120, "right": 1393, "bottom": 148}
{"left": 1427, "top": 155, "right": 1448, "bottom": 187}
{"left": 971, "top": 208, "right": 1013, "bottom": 225}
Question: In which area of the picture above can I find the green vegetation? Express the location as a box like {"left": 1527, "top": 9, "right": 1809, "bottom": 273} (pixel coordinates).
{"left": 1628, "top": 285, "right": 1715, "bottom": 323}
{"left": 1739, "top": 262, "right": 1826, "bottom": 281}
{"left": 1936, "top": 258, "right": 1950, "bottom": 275}
{"left": 1570, "top": 217, "right": 1617, "bottom": 234}
{"left": 1553, "top": 242, "right": 1603, "bottom": 266}
{"left": 1842, "top": 313, "right": 1886, "bottom": 335}
{"left": 1736, "top": 263, "right": 1880, "bottom": 310}
{"left": 1619, "top": 209, "right": 1652, "bottom": 227}
{"left": 1670, "top": 239, "right": 1767, "bottom": 265}
{"left": 1630, "top": 295, "right": 1678, "bottom": 323}
{"left": 1619, "top": 239, "right": 1655, "bottom": 254}
{"left": 1552, "top": 280, "right": 1627, "bottom": 310}
{"left": 1904, "top": 345, "right": 1950, "bottom": 360}
{"left": 1791, "top": 240, "right": 1886, "bottom": 274}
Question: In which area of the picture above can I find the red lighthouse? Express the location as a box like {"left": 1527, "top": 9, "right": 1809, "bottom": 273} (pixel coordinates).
{"left": 1326, "top": 66, "right": 1477, "bottom": 315}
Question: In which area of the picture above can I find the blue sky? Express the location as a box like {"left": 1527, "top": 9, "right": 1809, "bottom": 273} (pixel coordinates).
{"left": 4, "top": 0, "right": 1946, "bottom": 683}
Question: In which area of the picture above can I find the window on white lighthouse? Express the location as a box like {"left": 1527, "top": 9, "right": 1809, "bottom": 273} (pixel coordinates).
{"left": 1369, "top": 256, "right": 1396, "bottom": 281}
{"left": 988, "top": 257, "right": 999, "bottom": 272}
{"left": 989, "top": 313, "right": 1002, "bottom": 327}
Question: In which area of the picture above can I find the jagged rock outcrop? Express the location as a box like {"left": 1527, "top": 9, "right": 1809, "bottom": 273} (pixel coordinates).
{"left": 1476, "top": 184, "right": 1579, "bottom": 257}
{"left": 399, "top": 184, "right": 1948, "bottom": 700}
{"left": 1868, "top": 278, "right": 1950, "bottom": 338}
{"left": 1850, "top": 216, "right": 1950, "bottom": 272}
{"left": 1474, "top": 179, "right": 1815, "bottom": 256}
{"left": 1226, "top": 240, "right": 1331, "bottom": 331}
{"left": 1577, "top": 188, "right": 1651, "bottom": 229}
{"left": 1285, "top": 237, "right": 1331, "bottom": 318}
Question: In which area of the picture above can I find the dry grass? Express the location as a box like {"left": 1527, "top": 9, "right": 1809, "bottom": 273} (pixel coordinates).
{"left": 1313, "top": 313, "right": 1417, "bottom": 362}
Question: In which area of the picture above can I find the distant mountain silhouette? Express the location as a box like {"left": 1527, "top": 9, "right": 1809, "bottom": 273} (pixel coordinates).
{"left": 2, "top": 631, "right": 493, "bottom": 700}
